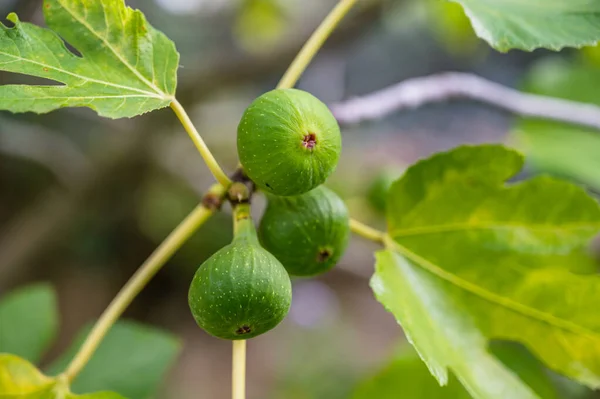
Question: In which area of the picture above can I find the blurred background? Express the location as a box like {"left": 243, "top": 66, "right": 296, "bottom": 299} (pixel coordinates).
{"left": 1, "top": 0, "right": 600, "bottom": 398}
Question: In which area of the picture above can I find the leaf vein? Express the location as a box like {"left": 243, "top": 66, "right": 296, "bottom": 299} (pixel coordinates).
{"left": 389, "top": 239, "right": 600, "bottom": 339}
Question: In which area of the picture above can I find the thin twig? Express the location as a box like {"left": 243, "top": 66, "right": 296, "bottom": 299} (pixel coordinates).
{"left": 170, "top": 99, "right": 232, "bottom": 187}
{"left": 277, "top": 0, "right": 359, "bottom": 89}
{"left": 62, "top": 188, "right": 223, "bottom": 382}
{"left": 330, "top": 72, "right": 600, "bottom": 130}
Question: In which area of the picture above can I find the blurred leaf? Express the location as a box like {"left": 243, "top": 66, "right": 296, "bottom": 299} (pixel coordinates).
{"left": 449, "top": 0, "right": 600, "bottom": 52}
{"left": 488, "top": 342, "right": 558, "bottom": 399}
{"left": 0, "top": 0, "right": 178, "bottom": 118}
{"left": 47, "top": 320, "right": 180, "bottom": 399}
{"left": 0, "top": 354, "right": 125, "bottom": 398}
{"left": 0, "top": 284, "right": 58, "bottom": 363}
{"left": 513, "top": 58, "right": 600, "bottom": 190}
{"left": 353, "top": 343, "right": 562, "bottom": 399}
{"left": 352, "top": 348, "right": 470, "bottom": 399}
{"left": 427, "top": 1, "right": 479, "bottom": 56}
{"left": 367, "top": 168, "right": 403, "bottom": 215}
{"left": 234, "top": 0, "right": 286, "bottom": 53}
{"left": 373, "top": 145, "right": 600, "bottom": 398}
{"left": 581, "top": 44, "right": 600, "bottom": 67}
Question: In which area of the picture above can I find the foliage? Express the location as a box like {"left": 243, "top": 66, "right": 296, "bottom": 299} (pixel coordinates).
{"left": 0, "top": 0, "right": 179, "bottom": 118}
{"left": 352, "top": 342, "right": 564, "bottom": 399}
{"left": 449, "top": 0, "right": 600, "bottom": 52}
{"left": 0, "top": 283, "right": 58, "bottom": 363}
{"left": 513, "top": 58, "right": 600, "bottom": 190}
{"left": 0, "top": 286, "right": 180, "bottom": 399}
{"left": 373, "top": 145, "right": 600, "bottom": 398}
{"left": 47, "top": 321, "right": 180, "bottom": 399}
{"left": 2, "top": 0, "right": 600, "bottom": 398}
{"left": 0, "top": 354, "right": 126, "bottom": 399}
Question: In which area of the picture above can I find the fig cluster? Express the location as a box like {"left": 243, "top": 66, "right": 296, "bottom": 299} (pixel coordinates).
{"left": 189, "top": 89, "right": 349, "bottom": 340}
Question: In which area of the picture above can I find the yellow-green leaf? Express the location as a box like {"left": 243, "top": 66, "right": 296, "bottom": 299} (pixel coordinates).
{"left": 0, "top": 0, "right": 179, "bottom": 118}
{"left": 0, "top": 354, "right": 125, "bottom": 398}
{"left": 374, "top": 145, "right": 600, "bottom": 398}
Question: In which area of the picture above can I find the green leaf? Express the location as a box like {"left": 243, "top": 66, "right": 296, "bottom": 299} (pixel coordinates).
{"left": 352, "top": 347, "right": 471, "bottom": 399}
{"left": 374, "top": 145, "right": 600, "bottom": 398}
{"left": 449, "top": 0, "right": 600, "bottom": 52}
{"left": 513, "top": 58, "right": 600, "bottom": 190}
{"left": 0, "top": 284, "right": 59, "bottom": 363}
{"left": 352, "top": 342, "right": 560, "bottom": 399}
{"left": 0, "top": 354, "right": 125, "bottom": 398}
{"left": 47, "top": 320, "right": 181, "bottom": 399}
{"left": 0, "top": 0, "right": 179, "bottom": 118}
{"left": 488, "top": 341, "right": 559, "bottom": 399}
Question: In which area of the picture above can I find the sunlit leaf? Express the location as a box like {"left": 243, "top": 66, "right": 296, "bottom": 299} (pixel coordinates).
{"left": 0, "top": 0, "right": 179, "bottom": 118}
{"left": 427, "top": 0, "right": 479, "bottom": 56}
{"left": 0, "top": 354, "right": 125, "bottom": 398}
{"left": 373, "top": 145, "right": 600, "bottom": 398}
{"left": 0, "top": 284, "right": 58, "bottom": 363}
{"left": 47, "top": 320, "right": 181, "bottom": 399}
{"left": 449, "top": 0, "right": 600, "bottom": 52}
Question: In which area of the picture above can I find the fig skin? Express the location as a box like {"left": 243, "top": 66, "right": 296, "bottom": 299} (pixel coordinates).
{"left": 237, "top": 88, "right": 341, "bottom": 196}
{"left": 259, "top": 185, "right": 350, "bottom": 276}
{"left": 188, "top": 216, "right": 292, "bottom": 340}
{"left": 367, "top": 168, "right": 403, "bottom": 214}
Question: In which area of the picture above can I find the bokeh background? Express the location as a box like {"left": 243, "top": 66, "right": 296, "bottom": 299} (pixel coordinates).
{"left": 1, "top": 0, "right": 600, "bottom": 398}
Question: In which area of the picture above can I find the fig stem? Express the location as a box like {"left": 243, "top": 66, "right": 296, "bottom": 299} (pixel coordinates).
{"left": 60, "top": 184, "right": 226, "bottom": 383}
{"left": 232, "top": 340, "right": 247, "bottom": 399}
{"left": 232, "top": 203, "right": 258, "bottom": 243}
{"left": 170, "top": 99, "right": 232, "bottom": 187}
{"left": 349, "top": 218, "right": 386, "bottom": 244}
{"left": 277, "top": 0, "right": 358, "bottom": 89}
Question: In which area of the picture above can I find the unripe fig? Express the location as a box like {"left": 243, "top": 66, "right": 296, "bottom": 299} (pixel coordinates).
{"left": 259, "top": 186, "right": 350, "bottom": 276}
{"left": 237, "top": 88, "right": 341, "bottom": 196}
{"left": 189, "top": 208, "right": 292, "bottom": 340}
{"left": 367, "top": 169, "right": 402, "bottom": 214}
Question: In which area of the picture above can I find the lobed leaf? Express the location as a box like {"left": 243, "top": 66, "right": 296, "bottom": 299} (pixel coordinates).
{"left": 374, "top": 145, "right": 600, "bottom": 398}
{"left": 0, "top": 354, "right": 125, "bottom": 398}
{"left": 449, "top": 0, "right": 600, "bottom": 52}
{"left": 0, "top": 0, "right": 179, "bottom": 118}
{"left": 0, "top": 284, "right": 59, "bottom": 364}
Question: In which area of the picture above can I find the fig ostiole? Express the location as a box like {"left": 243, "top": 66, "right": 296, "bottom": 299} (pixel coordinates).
{"left": 259, "top": 185, "right": 350, "bottom": 276}
{"left": 188, "top": 204, "right": 292, "bottom": 340}
{"left": 237, "top": 88, "right": 341, "bottom": 196}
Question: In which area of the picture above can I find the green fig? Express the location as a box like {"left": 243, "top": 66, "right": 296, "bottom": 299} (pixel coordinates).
{"left": 259, "top": 185, "right": 350, "bottom": 276}
{"left": 189, "top": 205, "right": 292, "bottom": 340}
{"left": 237, "top": 88, "right": 341, "bottom": 196}
{"left": 367, "top": 168, "right": 402, "bottom": 214}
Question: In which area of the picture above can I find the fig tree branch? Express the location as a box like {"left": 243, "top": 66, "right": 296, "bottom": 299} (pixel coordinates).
{"left": 61, "top": 184, "right": 225, "bottom": 383}
{"left": 330, "top": 72, "right": 600, "bottom": 131}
